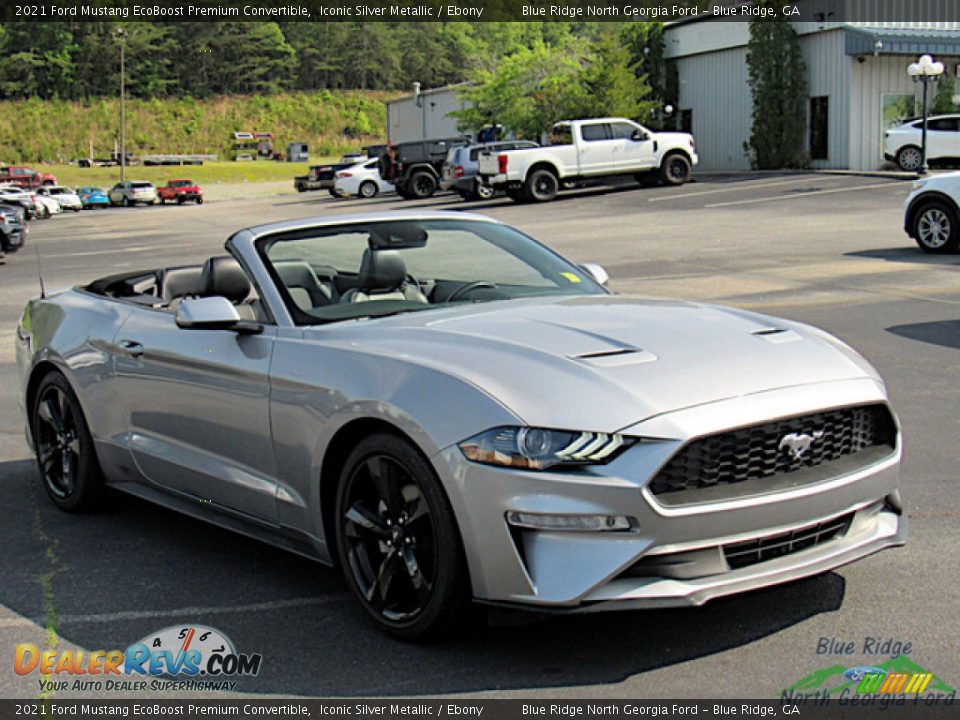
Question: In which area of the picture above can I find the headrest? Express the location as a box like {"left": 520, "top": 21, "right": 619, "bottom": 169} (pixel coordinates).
{"left": 357, "top": 249, "right": 406, "bottom": 292}
{"left": 161, "top": 266, "right": 204, "bottom": 301}
{"left": 274, "top": 260, "right": 321, "bottom": 289}
{"left": 201, "top": 256, "right": 251, "bottom": 303}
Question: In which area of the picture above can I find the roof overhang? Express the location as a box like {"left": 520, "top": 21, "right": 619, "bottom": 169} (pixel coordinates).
{"left": 845, "top": 25, "right": 960, "bottom": 56}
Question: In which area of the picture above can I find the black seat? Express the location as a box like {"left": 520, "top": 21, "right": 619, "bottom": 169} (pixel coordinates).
{"left": 159, "top": 266, "right": 204, "bottom": 303}
{"left": 340, "top": 249, "right": 427, "bottom": 304}
{"left": 200, "top": 256, "right": 257, "bottom": 320}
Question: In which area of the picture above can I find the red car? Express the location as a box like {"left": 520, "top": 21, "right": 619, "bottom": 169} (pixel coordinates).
{"left": 0, "top": 166, "right": 56, "bottom": 189}
{"left": 158, "top": 179, "right": 203, "bottom": 205}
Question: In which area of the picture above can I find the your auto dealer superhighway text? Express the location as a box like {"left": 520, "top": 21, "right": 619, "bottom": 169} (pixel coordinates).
{"left": 523, "top": 706, "right": 778, "bottom": 717}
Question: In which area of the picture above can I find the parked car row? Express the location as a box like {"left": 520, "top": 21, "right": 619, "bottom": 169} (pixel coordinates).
{"left": 321, "top": 118, "right": 698, "bottom": 206}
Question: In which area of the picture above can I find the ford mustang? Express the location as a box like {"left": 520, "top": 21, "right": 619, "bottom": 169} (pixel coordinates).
{"left": 15, "top": 212, "right": 906, "bottom": 639}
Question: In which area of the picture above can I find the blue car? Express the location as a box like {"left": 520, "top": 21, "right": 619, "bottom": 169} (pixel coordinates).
{"left": 77, "top": 186, "right": 110, "bottom": 209}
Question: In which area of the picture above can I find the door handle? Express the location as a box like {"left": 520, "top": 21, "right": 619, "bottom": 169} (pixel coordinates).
{"left": 117, "top": 339, "right": 144, "bottom": 358}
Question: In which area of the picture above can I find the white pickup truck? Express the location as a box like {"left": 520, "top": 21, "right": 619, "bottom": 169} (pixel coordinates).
{"left": 477, "top": 117, "right": 698, "bottom": 202}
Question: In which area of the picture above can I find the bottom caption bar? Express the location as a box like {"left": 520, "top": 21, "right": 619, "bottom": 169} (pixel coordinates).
{"left": 3, "top": 699, "right": 958, "bottom": 719}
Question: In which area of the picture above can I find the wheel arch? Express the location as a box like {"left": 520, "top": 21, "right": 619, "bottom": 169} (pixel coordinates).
{"left": 660, "top": 148, "right": 693, "bottom": 165}
{"left": 524, "top": 162, "right": 561, "bottom": 182}
{"left": 25, "top": 359, "right": 71, "bottom": 445}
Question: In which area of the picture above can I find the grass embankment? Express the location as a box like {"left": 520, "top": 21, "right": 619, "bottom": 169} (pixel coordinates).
{"left": 0, "top": 90, "right": 397, "bottom": 164}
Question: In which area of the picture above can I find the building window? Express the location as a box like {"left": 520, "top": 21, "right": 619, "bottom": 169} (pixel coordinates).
{"left": 680, "top": 109, "right": 693, "bottom": 134}
{"left": 810, "top": 96, "right": 829, "bottom": 160}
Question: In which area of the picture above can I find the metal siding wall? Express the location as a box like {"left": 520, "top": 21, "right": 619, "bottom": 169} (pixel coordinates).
{"left": 676, "top": 47, "right": 753, "bottom": 170}
{"left": 803, "top": 29, "right": 852, "bottom": 169}
{"left": 847, "top": 53, "right": 954, "bottom": 169}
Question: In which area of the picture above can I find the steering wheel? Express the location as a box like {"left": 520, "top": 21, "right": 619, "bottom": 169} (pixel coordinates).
{"left": 446, "top": 281, "right": 497, "bottom": 303}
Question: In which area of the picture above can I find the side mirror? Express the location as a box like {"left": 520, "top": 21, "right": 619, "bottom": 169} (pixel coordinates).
{"left": 631, "top": 130, "right": 649, "bottom": 142}
{"left": 580, "top": 263, "right": 610, "bottom": 287}
{"left": 175, "top": 296, "right": 261, "bottom": 333}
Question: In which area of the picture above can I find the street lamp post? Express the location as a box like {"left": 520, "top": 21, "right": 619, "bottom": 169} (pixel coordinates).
{"left": 114, "top": 29, "right": 127, "bottom": 182}
{"left": 907, "top": 54, "right": 945, "bottom": 175}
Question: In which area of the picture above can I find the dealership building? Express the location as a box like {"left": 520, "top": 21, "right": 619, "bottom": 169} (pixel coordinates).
{"left": 385, "top": 13, "right": 960, "bottom": 171}
{"left": 665, "top": 18, "right": 960, "bottom": 171}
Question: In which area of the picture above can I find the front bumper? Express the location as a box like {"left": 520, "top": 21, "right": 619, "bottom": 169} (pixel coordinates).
{"left": 437, "top": 379, "right": 905, "bottom": 610}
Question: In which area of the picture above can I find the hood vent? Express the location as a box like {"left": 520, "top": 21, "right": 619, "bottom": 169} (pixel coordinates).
{"left": 571, "top": 347, "right": 657, "bottom": 367}
{"left": 752, "top": 327, "right": 801, "bottom": 344}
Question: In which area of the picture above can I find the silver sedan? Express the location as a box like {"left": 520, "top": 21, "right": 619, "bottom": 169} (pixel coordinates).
{"left": 15, "top": 212, "right": 906, "bottom": 639}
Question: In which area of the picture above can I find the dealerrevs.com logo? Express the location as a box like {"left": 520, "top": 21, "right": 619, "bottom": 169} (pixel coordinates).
{"left": 14, "top": 625, "right": 262, "bottom": 693}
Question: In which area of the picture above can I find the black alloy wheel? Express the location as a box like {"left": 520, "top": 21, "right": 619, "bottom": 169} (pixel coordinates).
{"left": 409, "top": 172, "right": 438, "bottom": 199}
{"left": 661, "top": 153, "right": 692, "bottom": 185}
{"left": 31, "top": 373, "right": 104, "bottom": 512}
{"left": 335, "top": 433, "right": 469, "bottom": 640}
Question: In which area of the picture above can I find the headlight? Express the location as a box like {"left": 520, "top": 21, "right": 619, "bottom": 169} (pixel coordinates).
{"left": 458, "top": 427, "right": 632, "bottom": 470}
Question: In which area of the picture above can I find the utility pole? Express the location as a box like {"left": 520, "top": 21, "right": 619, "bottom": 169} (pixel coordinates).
{"left": 115, "top": 29, "right": 127, "bottom": 182}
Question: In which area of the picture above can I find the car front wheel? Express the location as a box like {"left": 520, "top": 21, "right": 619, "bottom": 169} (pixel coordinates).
{"left": 661, "top": 153, "right": 692, "bottom": 185}
{"left": 913, "top": 201, "right": 960, "bottom": 253}
{"left": 31, "top": 372, "right": 104, "bottom": 512}
{"left": 335, "top": 432, "right": 470, "bottom": 640}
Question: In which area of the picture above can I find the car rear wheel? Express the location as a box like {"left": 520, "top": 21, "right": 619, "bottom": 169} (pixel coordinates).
{"left": 473, "top": 182, "right": 496, "bottom": 201}
{"left": 31, "top": 372, "right": 104, "bottom": 512}
{"left": 661, "top": 153, "right": 692, "bottom": 185}
{"left": 524, "top": 169, "right": 559, "bottom": 202}
{"left": 913, "top": 201, "right": 960, "bottom": 253}
{"left": 896, "top": 146, "right": 923, "bottom": 172}
{"left": 359, "top": 181, "right": 379, "bottom": 198}
{"left": 335, "top": 432, "right": 471, "bottom": 640}
{"left": 409, "top": 172, "right": 438, "bottom": 199}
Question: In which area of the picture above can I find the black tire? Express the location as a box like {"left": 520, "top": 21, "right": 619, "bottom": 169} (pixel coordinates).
{"left": 524, "top": 168, "right": 559, "bottom": 203}
{"left": 408, "top": 171, "right": 438, "bottom": 200}
{"left": 896, "top": 145, "right": 923, "bottom": 172}
{"left": 328, "top": 189, "right": 339, "bottom": 197}
{"left": 31, "top": 372, "right": 104, "bottom": 512}
{"left": 661, "top": 153, "right": 692, "bottom": 185}
{"left": 912, "top": 200, "right": 960, "bottom": 253}
{"left": 123, "top": 196, "right": 131, "bottom": 208}
{"left": 196, "top": 197, "right": 203, "bottom": 205}
{"left": 358, "top": 181, "right": 378, "bottom": 199}
{"left": 335, "top": 432, "right": 471, "bottom": 641}
{"left": 635, "top": 171, "right": 660, "bottom": 187}
{"left": 177, "top": 197, "right": 184, "bottom": 205}
{"left": 160, "top": 197, "right": 166, "bottom": 205}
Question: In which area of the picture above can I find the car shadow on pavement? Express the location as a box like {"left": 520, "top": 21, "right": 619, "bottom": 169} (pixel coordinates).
{"left": 1, "top": 458, "right": 846, "bottom": 697}
{"left": 845, "top": 247, "right": 960, "bottom": 266}
{"left": 886, "top": 320, "right": 960, "bottom": 350}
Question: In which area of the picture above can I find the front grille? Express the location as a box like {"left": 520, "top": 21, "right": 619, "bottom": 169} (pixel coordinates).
{"left": 723, "top": 513, "right": 854, "bottom": 569}
{"left": 649, "top": 404, "right": 895, "bottom": 502}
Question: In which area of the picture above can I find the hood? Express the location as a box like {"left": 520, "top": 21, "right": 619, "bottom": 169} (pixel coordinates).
{"left": 318, "top": 296, "right": 880, "bottom": 433}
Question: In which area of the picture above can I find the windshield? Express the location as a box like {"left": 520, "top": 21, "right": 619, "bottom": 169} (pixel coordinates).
{"left": 131, "top": 182, "right": 153, "bottom": 189}
{"left": 259, "top": 218, "right": 605, "bottom": 325}
{"left": 170, "top": 180, "right": 193, "bottom": 187}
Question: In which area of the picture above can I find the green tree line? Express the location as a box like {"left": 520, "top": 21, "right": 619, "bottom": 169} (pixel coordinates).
{"left": 0, "top": 21, "right": 665, "bottom": 108}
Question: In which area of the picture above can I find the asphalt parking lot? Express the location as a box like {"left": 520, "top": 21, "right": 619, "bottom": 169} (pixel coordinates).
{"left": 1, "top": 172, "right": 958, "bottom": 699}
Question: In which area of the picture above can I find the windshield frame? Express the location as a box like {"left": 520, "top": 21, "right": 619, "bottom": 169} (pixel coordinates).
{"left": 254, "top": 218, "right": 608, "bottom": 326}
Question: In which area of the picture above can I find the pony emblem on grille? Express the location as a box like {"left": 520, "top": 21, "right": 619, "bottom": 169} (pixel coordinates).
{"left": 779, "top": 431, "right": 825, "bottom": 460}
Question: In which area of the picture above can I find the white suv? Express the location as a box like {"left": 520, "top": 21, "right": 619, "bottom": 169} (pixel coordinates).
{"left": 108, "top": 181, "right": 158, "bottom": 207}
{"left": 885, "top": 115, "right": 960, "bottom": 171}
{"left": 903, "top": 172, "right": 960, "bottom": 253}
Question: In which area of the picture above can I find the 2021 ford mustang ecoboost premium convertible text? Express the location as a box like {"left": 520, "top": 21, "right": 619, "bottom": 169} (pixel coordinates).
{"left": 16, "top": 212, "right": 906, "bottom": 639}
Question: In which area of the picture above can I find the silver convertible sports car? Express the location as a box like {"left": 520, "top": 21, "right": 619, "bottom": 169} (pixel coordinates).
{"left": 16, "top": 212, "right": 906, "bottom": 639}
